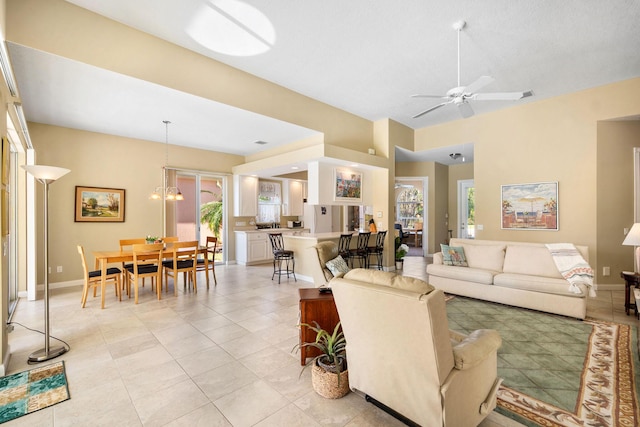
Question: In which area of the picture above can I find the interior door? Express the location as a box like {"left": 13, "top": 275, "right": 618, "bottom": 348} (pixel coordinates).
{"left": 458, "top": 179, "right": 475, "bottom": 239}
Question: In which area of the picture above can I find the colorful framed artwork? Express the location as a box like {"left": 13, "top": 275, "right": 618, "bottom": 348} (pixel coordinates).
{"left": 75, "top": 186, "right": 125, "bottom": 222}
{"left": 501, "top": 182, "right": 558, "bottom": 231}
{"left": 334, "top": 168, "right": 362, "bottom": 203}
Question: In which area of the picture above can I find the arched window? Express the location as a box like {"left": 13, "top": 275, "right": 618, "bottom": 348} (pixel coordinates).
{"left": 396, "top": 188, "right": 423, "bottom": 228}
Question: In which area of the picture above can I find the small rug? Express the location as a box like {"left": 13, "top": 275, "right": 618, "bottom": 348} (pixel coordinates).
{"left": 446, "top": 296, "right": 639, "bottom": 427}
{"left": 0, "top": 361, "right": 70, "bottom": 424}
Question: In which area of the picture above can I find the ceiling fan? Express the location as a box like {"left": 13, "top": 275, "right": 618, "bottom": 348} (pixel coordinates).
{"left": 412, "top": 20, "right": 533, "bottom": 119}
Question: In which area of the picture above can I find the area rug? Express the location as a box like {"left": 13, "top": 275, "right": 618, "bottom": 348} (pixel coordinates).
{"left": 0, "top": 361, "right": 70, "bottom": 424}
{"left": 445, "top": 296, "right": 639, "bottom": 427}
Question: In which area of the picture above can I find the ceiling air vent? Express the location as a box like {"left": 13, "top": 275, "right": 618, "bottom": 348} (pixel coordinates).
{"left": 254, "top": 140, "right": 268, "bottom": 145}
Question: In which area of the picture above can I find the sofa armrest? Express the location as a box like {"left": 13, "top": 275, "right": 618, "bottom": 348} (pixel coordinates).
{"left": 452, "top": 329, "right": 502, "bottom": 370}
{"left": 433, "top": 252, "right": 443, "bottom": 265}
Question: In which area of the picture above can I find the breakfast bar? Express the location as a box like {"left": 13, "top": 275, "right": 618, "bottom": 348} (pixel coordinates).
{"left": 283, "top": 231, "right": 378, "bottom": 283}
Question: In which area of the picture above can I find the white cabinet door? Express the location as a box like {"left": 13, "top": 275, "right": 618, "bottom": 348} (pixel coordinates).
{"left": 282, "top": 180, "right": 304, "bottom": 216}
{"left": 233, "top": 175, "right": 258, "bottom": 216}
{"left": 249, "top": 239, "right": 269, "bottom": 262}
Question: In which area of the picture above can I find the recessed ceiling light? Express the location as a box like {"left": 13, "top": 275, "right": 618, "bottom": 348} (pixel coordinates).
{"left": 291, "top": 166, "right": 299, "bottom": 170}
{"left": 350, "top": 164, "right": 359, "bottom": 167}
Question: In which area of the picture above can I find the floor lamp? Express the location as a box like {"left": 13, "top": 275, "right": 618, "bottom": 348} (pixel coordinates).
{"left": 23, "top": 164, "right": 70, "bottom": 363}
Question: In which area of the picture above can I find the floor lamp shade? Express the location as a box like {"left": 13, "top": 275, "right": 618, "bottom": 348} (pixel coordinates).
{"left": 622, "top": 223, "right": 640, "bottom": 273}
{"left": 22, "top": 164, "right": 70, "bottom": 363}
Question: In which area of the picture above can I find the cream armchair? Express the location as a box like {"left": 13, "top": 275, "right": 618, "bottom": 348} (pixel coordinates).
{"left": 309, "top": 241, "right": 339, "bottom": 286}
{"left": 331, "top": 269, "right": 502, "bottom": 427}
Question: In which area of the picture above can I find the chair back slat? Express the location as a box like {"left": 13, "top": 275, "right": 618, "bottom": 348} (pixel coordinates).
{"left": 338, "top": 234, "right": 352, "bottom": 256}
{"left": 268, "top": 233, "right": 285, "bottom": 253}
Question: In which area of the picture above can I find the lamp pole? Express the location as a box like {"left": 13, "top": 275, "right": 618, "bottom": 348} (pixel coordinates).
{"left": 22, "top": 165, "right": 70, "bottom": 363}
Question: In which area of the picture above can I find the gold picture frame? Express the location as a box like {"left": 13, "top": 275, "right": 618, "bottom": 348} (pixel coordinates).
{"left": 75, "top": 186, "right": 125, "bottom": 222}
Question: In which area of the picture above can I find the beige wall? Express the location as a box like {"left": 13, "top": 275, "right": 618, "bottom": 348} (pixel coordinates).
{"left": 415, "top": 78, "right": 640, "bottom": 281}
{"left": 28, "top": 123, "right": 244, "bottom": 286}
{"left": 596, "top": 121, "right": 640, "bottom": 284}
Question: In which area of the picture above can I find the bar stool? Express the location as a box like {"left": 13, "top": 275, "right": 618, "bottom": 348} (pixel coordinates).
{"left": 367, "top": 230, "right": 387, "bottom": 270}
{"left": 350, "top": 232, "right": 371, "bottom": 268}
{"left": 268, "top": 233, "right": 296, "bottom": 284}
{"left": 338, "top": 233, "right": 353, "bottom": 266}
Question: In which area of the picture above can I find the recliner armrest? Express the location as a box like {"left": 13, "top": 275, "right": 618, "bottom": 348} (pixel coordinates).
{"left": 451, "top": 329, "right": 502, "bottom": 370}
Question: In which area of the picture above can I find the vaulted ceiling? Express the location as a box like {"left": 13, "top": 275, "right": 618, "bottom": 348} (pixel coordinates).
{"left": 6, "top": 0, "right": 640, "bottom": 164}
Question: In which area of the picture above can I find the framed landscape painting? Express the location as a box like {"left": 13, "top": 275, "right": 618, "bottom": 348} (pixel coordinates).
{"left": 75, "top": 186, "right": 125, "bottom": 222}
{"left": 334, "top": 168, "right": 362, "bottom": 203}
{"left": 501, "top": 182, "right": 558, "bottom": 231}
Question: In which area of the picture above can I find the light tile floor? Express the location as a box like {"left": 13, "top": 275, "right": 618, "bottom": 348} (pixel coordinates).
{"left": 5, "top": 257, "right": 635, "bottom": 426}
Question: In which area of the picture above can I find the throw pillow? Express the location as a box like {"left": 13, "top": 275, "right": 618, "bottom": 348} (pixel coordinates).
{"left": 440, "top": 244, "right": 468, "bottom": 267}
{"left": 325, "top": 255, "right": 351, "bottom": 277}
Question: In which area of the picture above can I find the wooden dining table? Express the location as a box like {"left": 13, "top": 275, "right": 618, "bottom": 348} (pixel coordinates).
{"left": 92, "top": 246, "right": 209, "bottom": 308}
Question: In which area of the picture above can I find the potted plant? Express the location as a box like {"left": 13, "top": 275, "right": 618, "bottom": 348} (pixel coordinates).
{"left": 293, "top": 321, "right": 349, "bottom": 399}
{"left": 395, "top": 236, "right": 409, "bottom": 269}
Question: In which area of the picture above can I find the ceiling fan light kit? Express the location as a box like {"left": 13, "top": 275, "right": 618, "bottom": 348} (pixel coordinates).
{"left": 412, "top": 19, "right": 533, "bottom": 120}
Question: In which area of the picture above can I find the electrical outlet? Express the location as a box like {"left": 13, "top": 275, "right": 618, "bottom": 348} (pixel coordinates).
{"left": 476, "top": 224, "right": 484, "bottom": 231}
{"left": 235, "top": 221, "right": 246, "bottom": 226}
{"left": 603, "top": 266, "right": 610, "bottom": 276}
{"left": 57, "top": 266, "right": 63, "bottom": 273}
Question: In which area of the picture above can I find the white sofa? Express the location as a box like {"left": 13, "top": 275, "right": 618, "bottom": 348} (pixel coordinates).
{"left": 331, "top": 269, "right": 502, "bottom": 427}
{"left": 426, "top": 238, "right": 591, "bottom": 319}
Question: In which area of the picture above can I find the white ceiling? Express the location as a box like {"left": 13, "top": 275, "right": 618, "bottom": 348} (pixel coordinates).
{"left": 7, "top": 0, "right": 640, "bottom": 164}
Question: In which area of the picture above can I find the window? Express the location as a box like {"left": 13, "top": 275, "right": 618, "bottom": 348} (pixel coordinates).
{"left": 396, "top": 188, "right": 423, "bottom": 228}
{"left": 257, "top": 180, "right": 281, "bottom": 224}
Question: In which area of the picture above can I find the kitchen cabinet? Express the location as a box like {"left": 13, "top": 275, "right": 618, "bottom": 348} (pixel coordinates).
{"left": 235, "top": 230, "right": 296, "bottom": 265}
{"left": 233, "top": 175, "right": 258, "bottom": 216}
{"left": 282, "top": 179, "right": 304, "bottom": 216}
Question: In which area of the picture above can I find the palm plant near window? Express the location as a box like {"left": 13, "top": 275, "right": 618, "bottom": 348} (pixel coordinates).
{"left": 200, "top": 190, "right": 222, "bottom": 238}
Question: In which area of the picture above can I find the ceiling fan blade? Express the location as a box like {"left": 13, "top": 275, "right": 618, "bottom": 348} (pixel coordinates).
{"left": 411, "top": 94, "right": 448, "bottom": 99}
{"left": 463, "top": 75, "right": 495, "bottom": 94}
{"left": 412, "top": 102, "right": 450, "bottom": 119}
{"left": 457, "top": 102, "right": 474, "bottom": 118}
{"left": 472, "top": 90, "right": 534, "bottom": 101}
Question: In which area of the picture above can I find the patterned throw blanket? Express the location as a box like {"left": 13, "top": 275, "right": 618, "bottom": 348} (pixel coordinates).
{"left": 546, "top": 243, "right": 596, "bottom": 297}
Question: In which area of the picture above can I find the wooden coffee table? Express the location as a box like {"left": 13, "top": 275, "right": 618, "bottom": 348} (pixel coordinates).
{"left": 298, "top": 288, "right": 340, "bottom": 366}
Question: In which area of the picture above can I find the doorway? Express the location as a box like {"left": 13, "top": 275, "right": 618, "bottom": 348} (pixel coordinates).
{"left": 167, "top": 171, "right": 226, "bottom": 263}
{"left": 458, "top": 179, "right": 475, "bottom": 239}
{"left": 395, "top": 178, "right": 427, "bottom": 256}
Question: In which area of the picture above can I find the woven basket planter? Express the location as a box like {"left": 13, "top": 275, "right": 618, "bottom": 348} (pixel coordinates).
{"left": 311, "top": 364, "right": 349, "bottom": 399}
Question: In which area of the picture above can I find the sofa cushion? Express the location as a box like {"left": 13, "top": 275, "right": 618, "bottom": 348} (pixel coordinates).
{"left": 343, "top": 268, "right": 434, "bottom": 294}
{"left": 427, "top": 264, "right": 495, "bottom": 285}
{"left": 462, "top": 244, "right": 506, "bottom": 272}
{"left": 494, "top": 273, "right": 584, "bottom": 297}
{"left": 502, "top": 245, "right": 563, "bottom": 279}
{"left": 325, "top": 255, "right": 350, "bottom": 277}
{"left": 441, "top": 244, "right": 468, "bottom": 266}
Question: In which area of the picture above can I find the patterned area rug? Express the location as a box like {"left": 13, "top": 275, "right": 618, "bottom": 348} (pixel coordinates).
{"left": 445, "top": 296, "right": 639, "bottom": 427}
{"left": 0, "top": 361, "right": 70, "bottom": 424}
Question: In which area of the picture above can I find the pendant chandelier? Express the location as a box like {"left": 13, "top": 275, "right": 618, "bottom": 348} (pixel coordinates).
{"left": 150, "top": 120, "right": 183, "bottom": 201}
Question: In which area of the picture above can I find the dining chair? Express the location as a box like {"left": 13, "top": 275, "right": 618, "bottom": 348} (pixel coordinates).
{"left": 414, "top": 222, "right": 423, "bottom": 247}
{"left": 367, "top": 230, "right": 387, "bottom": 270}
{"left": 125, "top": 243, "right": 164, "bottom": 304}
{"left": 196, "top": 236, "right": 218, "bottom": 288}
{"left": 162, "top": 236, "right": 179, "bottom": 244}
{"left": 162, "top": 240, "right": 199, "bottom": 295}
{"left": 77, "top": 245, "right": 121, "bottom": 309}
{"left": 337, "top": 233, "right": 353, "bottom": 266}
{"left": 349, "top": 232, "right": 371, "bottom": 268}
{"left": 119, "top": 238, "right": 147, "bottom": 294}
{"left": 268, "top": 233, "right": 296, "bottom": 284}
